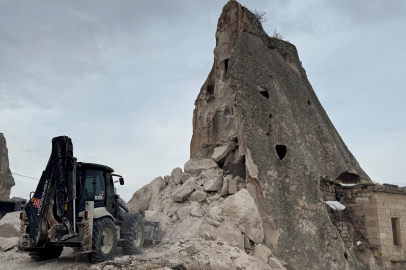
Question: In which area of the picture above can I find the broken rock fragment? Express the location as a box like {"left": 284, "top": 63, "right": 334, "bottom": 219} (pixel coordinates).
{"left": 211, "top": 144, "right": 234, "bottom": 162}
{"left": 228, "top": 177, "right": 237, "bottom": 194}
{"left": 127, "top": 184, "right": 152, "bottom": 212}
{"left": 180, "top": 172, "right": 191, "bottom": 184}
{"left": 172, "top": 177, "right": 196, "bottom": 202}
{"left": 253, "top": 244, "right": 273, "bottom": 265}
{"left": 188, "top": 190, "right": 207, "bottom": 202}
{"left": 184, "top": 159, "right": 218, "bottom": 175}
{"left": 171, "top": 167, "right": 182, "bottom": 185}
{"left": 219, "top": 188, "right": 264, "bottom": 243}
{"left": 201, "top": 168, "right": 223, "bottom": 192}
{"left": 148, "top": 177, "right": 166, "bottom": 212}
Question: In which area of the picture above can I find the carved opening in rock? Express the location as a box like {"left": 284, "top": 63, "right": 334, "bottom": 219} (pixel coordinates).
{"left": 336, "top": 172, "right": 360, "bottom": 183}
{"left": 391, "top": 218, "right": 401, "bottom": 245}
{"left": 207, "top": 85, "right": 214, "bottom": 96}
{"left": 275, "top": 145, "right": 287, "bottom": 160}
{"left": 344, "top": 250, "right": 349, "bottom": 260}
{"left": 260, "top": 89, "right": 269, "bottom": 99}
{"left": 224, "top": 59, "right": 229, "bottom": 73}
{"left": 269, "top": 113, "right": 272, "bottom": 119}
{"left": 307, "top": 100, "right": 311, "bottom": 105}
{"left": 224, "top": 154, "right": 246, "bottom": 180}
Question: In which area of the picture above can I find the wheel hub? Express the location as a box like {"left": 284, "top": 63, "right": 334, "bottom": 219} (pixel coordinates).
{"left": 101, "top": 227, "right": 113, "bottom": 254}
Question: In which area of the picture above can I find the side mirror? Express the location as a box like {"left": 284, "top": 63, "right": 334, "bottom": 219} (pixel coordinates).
{"left": 119, "top": 177, "right": 124, "bottom": 185}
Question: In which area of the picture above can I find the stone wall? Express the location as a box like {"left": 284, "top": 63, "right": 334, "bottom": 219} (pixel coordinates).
{"left": 338, "top": 183, "right": 406, "bottom": 269}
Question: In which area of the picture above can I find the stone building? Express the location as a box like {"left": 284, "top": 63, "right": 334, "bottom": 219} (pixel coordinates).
{"left": 322, "top": 180, "right": 406, "bottom": 269}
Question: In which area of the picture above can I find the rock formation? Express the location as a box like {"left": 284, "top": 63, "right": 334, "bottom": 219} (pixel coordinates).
{"left": 0, "top": 133, "right": 15, "bottom": 201}
{"left": 125, "top": 1, "right": 379, "bottom": 269}
{"left": 189, "top": 1, "right": 372, "bottom": 269}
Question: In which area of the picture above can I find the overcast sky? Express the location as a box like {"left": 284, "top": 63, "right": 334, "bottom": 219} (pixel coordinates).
{"left": 1, "top": 0, "right": 405, "bottom": 201}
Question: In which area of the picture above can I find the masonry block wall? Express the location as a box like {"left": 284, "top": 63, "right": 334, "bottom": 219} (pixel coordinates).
{"left": 337, "top": 184, "right": 406, "bottom": 269}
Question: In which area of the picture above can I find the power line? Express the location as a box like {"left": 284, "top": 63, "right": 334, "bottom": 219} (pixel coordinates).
{"left": 11, "top": 194, "right": 30, "bottom": 198}
{"left": 12, "top": 173, "right": 39, "bottom": 181}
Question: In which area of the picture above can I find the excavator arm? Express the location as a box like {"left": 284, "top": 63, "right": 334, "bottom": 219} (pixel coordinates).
{"left": 24, "top": 136, "right": 77, "bottom": 247}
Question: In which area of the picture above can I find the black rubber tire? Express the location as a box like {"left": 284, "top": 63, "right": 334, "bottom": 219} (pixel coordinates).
{"left": 29, "top": 246, "right": 63, "bottom": 261}
{"left": 87, "top": 217, "right": 117, "bottom": 263}
{"left": 122, "top": 214, "right": 144, "bottom": 255}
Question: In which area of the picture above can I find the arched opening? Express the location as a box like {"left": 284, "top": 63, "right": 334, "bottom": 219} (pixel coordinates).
{"left": 336, "top": 172, "right": 360, "bottom": 184}
{"left": 275, "top": 145, "right": 287, "bottom": 160}
{"left": 307, "top": 100, "right": 311, "bottom": 105}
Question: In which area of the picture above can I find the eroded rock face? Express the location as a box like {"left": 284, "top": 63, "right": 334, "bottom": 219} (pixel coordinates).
{"left": 190, "top": 1, "right": 371, "bottom": 269}
{"left": 0, "top": 133, "right": 15, "bottom": 201}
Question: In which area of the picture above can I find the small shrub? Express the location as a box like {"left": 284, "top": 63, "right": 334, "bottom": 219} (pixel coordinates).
{"left": 253, "top": 10, "right": 267, "bottom": 23}
{"left": 271, "top": 28, "right": 284, "bottom": 40}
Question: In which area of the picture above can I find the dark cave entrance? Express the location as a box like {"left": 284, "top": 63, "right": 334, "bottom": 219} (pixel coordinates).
{"left": 275, "top": 145, "right": 287, "bottom": 160}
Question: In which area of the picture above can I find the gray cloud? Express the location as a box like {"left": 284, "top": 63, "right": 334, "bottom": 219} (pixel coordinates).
{"left": 1, "top": 0, "right": 405, "bottom": 200}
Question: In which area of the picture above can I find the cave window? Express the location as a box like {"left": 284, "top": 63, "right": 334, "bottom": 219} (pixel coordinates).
{"left": 307, "top": 100, "right": 311, "bottom": 105}
{"left": 260, "top": 90, "right": 269, "bottom": 99}
{"left": 269, "top": 113, "right": 272, "bottom": 119}
{"left": 275, "top": 145, "right": 287, "bottom": 160}
{"left": 207, "top": 85, "right": 214, "bottom": 96}
{"left": 336, "top": 172, "right": 360, "bottom": 184}
{"left": 392, "top": 218, "right": 401, "bottom": 246}
{"left": 224, "top": 59, "right": 229, "bottom": 73}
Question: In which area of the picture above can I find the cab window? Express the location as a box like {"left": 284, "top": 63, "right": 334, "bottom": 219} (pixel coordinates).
{"left": 83, "top": 169, "right": 105, "bottom": 204}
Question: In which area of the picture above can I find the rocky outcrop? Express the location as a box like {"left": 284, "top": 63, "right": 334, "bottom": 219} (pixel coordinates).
{"left": 189, "top": 1, "right": 372, "bottom": 269}
{"left": 0, "top": 133, "right": 15, "bottom": 201}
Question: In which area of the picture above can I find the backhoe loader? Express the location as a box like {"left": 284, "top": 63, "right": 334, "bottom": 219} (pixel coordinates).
{"left": 18, "top": 136, "right": 161, "bottom": 263}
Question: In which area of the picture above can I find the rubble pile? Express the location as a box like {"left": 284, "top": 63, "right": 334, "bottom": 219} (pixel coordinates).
{"left": 127, "top": 159, "right": 286, "bottom": 270}
{"left": 0, "top": 212, "right": 20, "bottom": 251}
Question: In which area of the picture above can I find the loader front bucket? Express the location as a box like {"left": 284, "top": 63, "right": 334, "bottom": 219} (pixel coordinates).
{"left": 142, "top": 221, "right": 162, "bottom": 246}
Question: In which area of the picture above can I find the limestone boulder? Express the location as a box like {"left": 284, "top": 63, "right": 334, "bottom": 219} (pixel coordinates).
{"left": 253, "top": 244, "right": 273, "bottom": 265}
{"left": 0, "top": 212, "right": 20, "bottom": 238}
{"left": 201, "top": 168, "right": 223, "bottom": 192}
{"left": 221, "top": 175, "right": 230, "bottom": 196}
{"left": 188, "top": 190, "right": 207, "bottom": 202}
{"left": 177, "top": 205, "right": 194, "bottom": 222}
{"left": 127, "top": 184, "right": 152, "bottom": 212}
{"left": 212, "top": 144, "right": 232, "bottom": 162}
{"left": 172, "top": 177, "right": 197, "bottom": 202}
{"left": 0, "top": 236, "right": 18, "bottom": 251}
{"left": 144, "top": 210, "right": 172, "bottom": 235}
{"left": 180, "top": 172, "right": 192, "bottom": 184}
{"left": 219, "top": 189, "right": 264, "bottom": 243}
{"left": 168, "top": 216, "right": 205, "bottom": 241}
{"left": 228, "top": 176, "right": 237, "bottom": 194}
{"left": 190, "top": 206, "right": 203, "bottom": 218}
{"left": 171, "top": 167, "right": 182, "bottom": 185}
{"left": 184, "top": 159, "right": 218, "bottom": 175}
{"left": 148, "top": 177, "right": 166, "bottom": 212}
{"left": 199, "top": 220, "right": 244, "bottom": 250}
{"left": 268, "top": 257, "right": 286, "bottom": 269}
{"left": 0, "top": 133, "right": 15, "bottom": 200}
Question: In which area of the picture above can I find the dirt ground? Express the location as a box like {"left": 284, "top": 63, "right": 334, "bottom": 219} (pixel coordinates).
{"left": 0, "top": 245, "right": 183, "bottom": 270}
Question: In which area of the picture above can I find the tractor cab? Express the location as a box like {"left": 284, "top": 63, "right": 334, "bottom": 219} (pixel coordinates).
{"left": 76, "top": 162, "right": 124, "bottom": 218}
